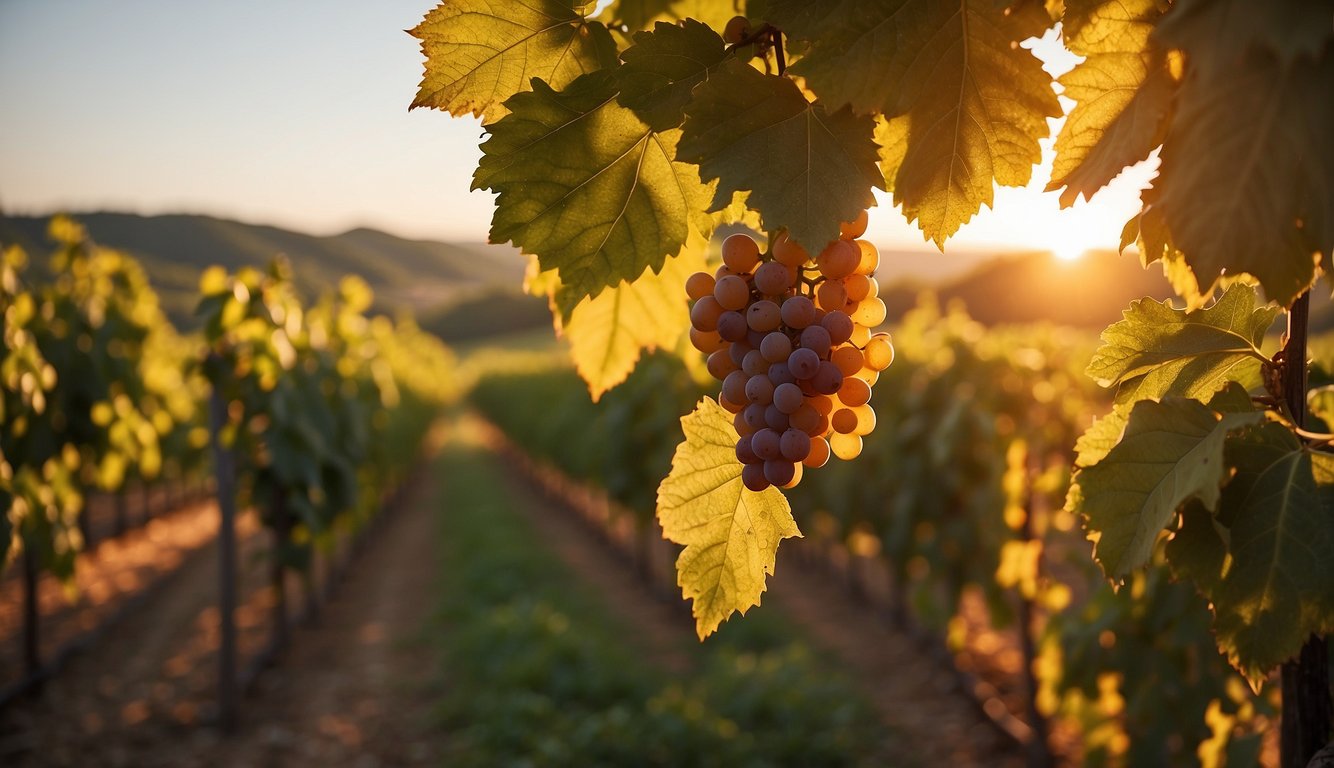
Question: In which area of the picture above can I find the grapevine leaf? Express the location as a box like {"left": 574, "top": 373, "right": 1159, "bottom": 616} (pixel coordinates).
{"left": 562, "top": 242, "right": 707, "bottom": 401}
{"left": 599, "top": 0, "right": 677, "bottom": 28}
{"left": 1087, "top": 284, "right": 1277, "bottom": 406}
{"left": 615, "top": 19, "right": 727, "bottom": 132}
{"left": 1047, "top": 0, "right": 1173, "bottom": 206}
{"left": 677, "top": 59, "right": 882, "bottom": 254}
{"left": 1166, "top": 502, "right": 1227, "bottom": 594}
{"left": 657, "top": 397, "right": 800, "bottom": 639}
{"left": 1212, "top": 425, "right": 1334, "bottom": 688}
{"left": 409, "top": 0, "right": 618, "bottom": 122}
{"left": 1073, "top": 407, "right": 1127, "bottom": 468}
{"left": 771, "top": 0, "right": 1060, "bottom": 247}
{"left": 1071, "top": 396, "right": 1262, "bottom": 577}
{"left": 1150, "top": 40, "right": 1334, "bottom": 306}
{"left": 872, "top": 114, "right": 910, "bottom": 187}
{"left": 1308, "top": 385, "right": 1334, "bottom": 431}
{"left": 600, "top": 0, "right": 741, "bottom": 34}
{"left": 1154, "top": 0, "right": 1334, "bottom": 75}
{"left": 475, "top": 71, "right": 712, "bottom": 305}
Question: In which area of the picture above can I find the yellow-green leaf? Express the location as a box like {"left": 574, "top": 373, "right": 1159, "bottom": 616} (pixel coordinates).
{"left": 1153, "top": 0, "right": 1334, "bottom": 76}
{"left": 1070, "top": 397, "right": 1262, "bottom": 577}
{"left": 600, "top": 0, "right": 742, "bottom": 37}
{"left": 677, "top": 59, "right": 882, "bottom": 254}
{"left": 475, "top": 71, "right": 713, "bottom": 306}
{"left": 409, "top": 0, "right": 617, "bottom": 122}
{"left": 770, "top": 0, "right": 1060, "bottom": 248}
{"left": 1212, "top": 425, "right": 1334, "bottom": 689}
{"left": 1087, "top": 285, "right": 1276, "bottom": 406}
{"left": 657, "top": 397, "right": 800, "bottom": 639}
{"left": 1047, "top": 0, "right": 1174, "bottom": 207}
{"left": 1072, "top": 407, "right": 1127, "bottom": 468}
{"left": 563, "top": 242, "right": 707, "bottom": 401}
{"left": 1152, "top": 9, "right": 1334, "bottom": 306}
{"left": 615, "top": 19, "right": 727, "bottom": 132}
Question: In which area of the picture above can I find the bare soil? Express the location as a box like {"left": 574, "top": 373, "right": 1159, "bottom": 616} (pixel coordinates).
{"left": 0, "top": 473, "right": 441, "bottom": 767}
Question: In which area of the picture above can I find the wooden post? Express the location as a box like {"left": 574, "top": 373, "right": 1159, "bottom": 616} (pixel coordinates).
{"left": 207, "top": 384, "right": 238, "bottom": 734}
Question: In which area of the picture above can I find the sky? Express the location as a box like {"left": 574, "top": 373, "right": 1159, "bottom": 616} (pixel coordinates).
{"left": 0, "top": 1, "right": 1156, "bottom": 261}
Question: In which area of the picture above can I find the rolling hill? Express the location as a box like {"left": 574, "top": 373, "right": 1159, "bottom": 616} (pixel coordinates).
{"left": 882, "top": 249, "right": 1179, "bottom": 328}
{"left": 0, "top": 212, "right": 527, "bottom": 327}
{"left": 1, "top": 211, "right": 1199, "bottom": 339}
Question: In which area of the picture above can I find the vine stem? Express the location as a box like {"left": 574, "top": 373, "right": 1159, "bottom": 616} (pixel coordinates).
{"left": 772, "top": 29, "right": 786, "bottom": 75}
{"left": 1278, "top": 289, "right": 1332, "bottom": 768}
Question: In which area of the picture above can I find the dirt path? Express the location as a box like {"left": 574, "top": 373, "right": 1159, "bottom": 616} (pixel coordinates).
{"left": 0, "top": 496, "right": 227, "bottom": 692}
{"left": 480, "top": 420, "right": 697, "bottom": 674}
{"left": 767, "top": 551, "right": 1025, "bottom": 767}
{"left": 0, "top": 468, "right": 442, "bottom": 767}
{"left": 207, "top": 471, "right": 444, "bottom": 767}
{"left": 479, "top": 414, "right": 1027, "bottom": 767}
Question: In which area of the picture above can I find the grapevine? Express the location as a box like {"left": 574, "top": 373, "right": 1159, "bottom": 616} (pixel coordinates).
{"left": 409, "top": 2, "right": 1334, "bottom": 761}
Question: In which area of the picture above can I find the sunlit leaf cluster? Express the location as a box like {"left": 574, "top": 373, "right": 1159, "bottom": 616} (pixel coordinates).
{"left": 411, "top": 0, "right": 1334, "bottom": 698}
{"left": 1, "top": 220, "right": 208, "bottom": 576}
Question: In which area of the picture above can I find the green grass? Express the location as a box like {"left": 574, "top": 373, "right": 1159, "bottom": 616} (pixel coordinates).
{"left": 424, "top": 414, "right": 902, "bottom": 767}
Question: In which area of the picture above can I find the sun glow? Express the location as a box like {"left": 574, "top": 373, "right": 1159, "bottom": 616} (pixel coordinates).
{"left": 864, "top": 27, "right": 1159, "bottom": 265}
{"left": 1046, "top": 215, "right": 1111, "bottom": 262}
{"left": 1052, "top": 240, "right": 1088, "bottom": 262}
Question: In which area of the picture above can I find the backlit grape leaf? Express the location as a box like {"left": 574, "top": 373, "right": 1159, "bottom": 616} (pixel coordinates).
{"left": 677, "top": 59, "right": 882, "bottom": 254}
{"left": 599, "top": 0, "right": 741, "bottom": 33}
{"left": 1087, "top": 284, "right": 1276, "bottom": 406}
{"left": 475, "top": 71, "right": 713, "bottom": 305}
{"left": 1211, "top": 425, "right": 1334, "bottom": 688}
{"left": 657, "top": 397, "right": 800, "bottom": 639}
{"left": 409, "top": 0, "right": 617, "bottom": 122}
{"left": 1047, "top": 0, "right": 1173, "bottom": 207}
{"left": 616, "top": 19, "right": 727, "bottom": 132}
{"left": 872, "top": 114, "right": 909, "bottom": 186}
{"left": 711, "top": 189, "right": 762, "bottom": 232}
{"left": 1308, "top": 385, "right": 1334, "bottom": 431}
{"left": 1166, "top": 502, "right": 1227, "bottom": 594}
{"left": 770, "top": 0, "right": 1060, "bottom": 247}
{"left": 1150, "top": 42, "right": 1333, "bottom": 307}
{"left": 1070, "top": 396, "right": 1262, "bottom": 577}
{"left": 522, "top": 254, "right": 560, "bottom": 297}
{"left": 1122, "top": 194, "right": 1268, "bottom": 312}
{"left": 1154, "top": 0, "right": 1334, "bottom": 75}
{"left": 562, "top": 241, "right": 707, "bottom": 401}
{"left": 1073, "top": 407, "right": 1127, "bottom": 468}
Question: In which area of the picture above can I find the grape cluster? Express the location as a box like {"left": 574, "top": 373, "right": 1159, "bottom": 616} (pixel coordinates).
{"left": 687, "top": 212, "right": 895, "bottom": 492}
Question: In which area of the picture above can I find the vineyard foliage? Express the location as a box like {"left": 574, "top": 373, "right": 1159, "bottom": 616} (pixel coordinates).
{"left": 411, "top": 0, "right": 1334, "bottom": 697}
{"left": 198, "top": 261, "right": 457, "bottom": 567}
{"left": 0, "top": 217, "right": 458, "bottom": 586}
{"left": 469, "top": 300, "right": 1279, "bottom": 765}
{"left": 1, "top": 217, "right": 207, "bottom": 578}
